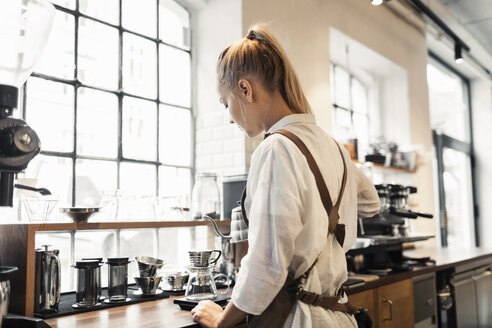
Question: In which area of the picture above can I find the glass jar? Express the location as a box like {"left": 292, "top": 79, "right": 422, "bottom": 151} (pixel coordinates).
{"left": 191, "top": 173, "right": 220, "bottom": 221}
{"left": 99, "top": 190, "right": 127, "bottom": 221}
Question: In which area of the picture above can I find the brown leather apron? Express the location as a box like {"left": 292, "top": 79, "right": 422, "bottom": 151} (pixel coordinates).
{"left": 241, "top": 130, "right": 358, "bottom": 328}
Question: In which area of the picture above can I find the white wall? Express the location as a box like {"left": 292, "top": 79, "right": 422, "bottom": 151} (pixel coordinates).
{"left": 194, "top": 0, "right": 245, "bottom": 177}
{"left": 242, "top": 0, "right": 436, "bottom": 239}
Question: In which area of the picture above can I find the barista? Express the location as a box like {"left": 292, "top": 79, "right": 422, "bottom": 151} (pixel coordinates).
{"left": 191, "top": 25, "right": 380, "bottom": 327}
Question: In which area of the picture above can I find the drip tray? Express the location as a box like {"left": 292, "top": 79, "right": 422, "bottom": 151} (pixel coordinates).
{"left": 34, "top": 285, "right": 170, "bottom": 319}
{"left": 174, "top": 296, "right": 230, "bottom": 311}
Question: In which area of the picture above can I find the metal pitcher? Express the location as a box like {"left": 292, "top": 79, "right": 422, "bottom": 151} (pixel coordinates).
{"left": 202, "top": 205, "right": 248, "bottom": 243}
{"left": 34, "top": 245, "right": 61, "bottom": 313}
{"left": 0, "top": 266, "right": 18, "bottom": 328}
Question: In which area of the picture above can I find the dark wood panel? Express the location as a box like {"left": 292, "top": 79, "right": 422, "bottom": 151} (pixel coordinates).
{"left": 0, "top": 224, "right": 29, "bottom": 315}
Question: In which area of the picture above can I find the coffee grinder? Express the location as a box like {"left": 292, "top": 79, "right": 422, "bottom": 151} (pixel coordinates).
{"left": 0, "top": 0, "right": 54, "bottom": 206}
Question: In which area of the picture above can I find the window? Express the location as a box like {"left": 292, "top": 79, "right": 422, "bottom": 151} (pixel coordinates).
{"left": 428, "top": 57, "right": 476, "bottom": 248}
{"left": 16, "top": 0, "right": 202, "bottom": 294}
{"left": 21, "top": 0, "right": 193, "bottom": 209}
{"left": 330, "top": 64, "right": 370, "bottom": 160}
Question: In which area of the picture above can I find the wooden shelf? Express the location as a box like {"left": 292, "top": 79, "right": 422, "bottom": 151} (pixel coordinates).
{"left": 353, "top": 160, "right": 416, "bottom": 174}
{"left": 0, "top": 219, "right": 230, "bottom": 317}
{"left": 18, "top": 220, "right": 230, "bottom": 232}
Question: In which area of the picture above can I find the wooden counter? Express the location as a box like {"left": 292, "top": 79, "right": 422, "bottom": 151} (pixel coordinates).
{"left": 43, "top": 246, "right": 492, "bottom": 327}
{"left": 45, "top": 294, "right": 200, "bottom": 328}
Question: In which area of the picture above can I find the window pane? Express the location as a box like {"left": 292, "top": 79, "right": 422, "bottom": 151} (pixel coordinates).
{"left": 159, "top": 0, "right": 190, "bottom": 50}
{"left": 427, "top": 63, "right": 470, "bottom": 142}
{"left": 120, "top": 162, "right": 156, "bottom": 196}
{"left": 120, "top": 229, "right": 157, "bottom": 281}
{"left": 122, "top": 0, "right": 156, "bottom": 38}
{"left": 123, "top": 33, "right": 157, "bottom": 98}
{"left": 159, "top": 105, "right": 191, "bottom": 166}
{"left": 34, "top": 10, "right": 74, "bottom": 79}
{"left": 122, "top": 97, "right": 157, "bottom": 161}
{"left": 158, "top": 228, "right": 197, "bottom": 268}
{"left": 25, "top": 78, "right": 74, "bottom": 152}
{"left": 36, "top": 232, "right": 72, "bottom": 292}
{"left": 159, "top": 44, "right": 190, "bottom": 107}
{"left": 22, "top": 155, "right": 73, "bottom": 205}
{"left": 159, "top": 166, "right": 191, "bottom": 198}
{"left": 330, "top": 64, "right": 335, "bottom": 104}
{"left": 77, "top": 88, "right": 118, "bottom": 158}
{"left": 353, "top": 114, "right": 368, "bottom": 141}
{"left": 78, "top": 18, "right": 118, "bottom": 90}
{"left": 74, "top": 230, "right": 117, "bottom": 289}
{"left": 49, "top": 0, "right": 75, "bottom": 9}
{"left": 76, "top": 159, "right": 117, "bottom": 206}
{"left": 333, "top": 108, "right": 352, "bottom": 141}
{"left": 353, "top": 113, "right": 369, "bottom": 159}
{"left": 352, "top": 78, "right": 368, "bottom": 115}
{"left": 442, "top": 148, "right": 474, "bottom": 248}
{"left": 334, "top": 66, "right": 351, "bottom": 109}
{"left": 79, "top": 0, "right": 119, "bottom": 25}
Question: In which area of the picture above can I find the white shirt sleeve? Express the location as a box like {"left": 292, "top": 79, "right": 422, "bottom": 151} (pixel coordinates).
{"left": 355, "top": 167, "right": 380, "bottom": 218}
{"left": 231, "top": 137, "right": 305, "bottom": 315}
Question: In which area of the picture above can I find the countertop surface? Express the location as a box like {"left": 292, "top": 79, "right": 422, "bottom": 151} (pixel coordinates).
{"left": 44, "top": 246, "right": 492, "bottom": 327}
{"left": 347, "top": 246, "right": 492, "bottom": 294}
{"left": 45, "top": 293, "right": 202, "bottom": 328}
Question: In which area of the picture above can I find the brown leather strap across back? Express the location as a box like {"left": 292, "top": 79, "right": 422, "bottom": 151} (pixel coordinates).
{"left": 246, "top": 130, "right": 358, "bottom": 323}
{"left": 271, "top": 129, "right": 348, "bottom": 247}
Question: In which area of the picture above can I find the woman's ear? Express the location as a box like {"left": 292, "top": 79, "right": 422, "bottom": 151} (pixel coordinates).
{"left": 237, "top": 79, "right": 253, "bottom": 103}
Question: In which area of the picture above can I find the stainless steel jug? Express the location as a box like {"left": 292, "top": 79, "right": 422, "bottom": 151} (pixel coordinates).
{"left": 0, "top": 266, "right": 18, "bottom": 328}
{"left": 34, "top": 245, "right": 61, "bottom": 313}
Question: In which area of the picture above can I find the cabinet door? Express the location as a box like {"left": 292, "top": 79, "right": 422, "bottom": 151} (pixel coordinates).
{"left": 377, "top": 279, "right": 414, "bottom": 328}
{"left": 452, "top": 271, "right": 478, "bottom": 327}
{"left": 348, "top": 289, "right": 378, "bottom": 324}
{"left": 473, "top": 266, "right": 492, "bottom": 326}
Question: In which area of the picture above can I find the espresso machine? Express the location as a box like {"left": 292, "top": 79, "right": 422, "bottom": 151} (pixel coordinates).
{"left": 347, "top": 184, "right": 435, "bottom": 273}
{"left": 0, "top": 0, "right": 54, "bottom": 207}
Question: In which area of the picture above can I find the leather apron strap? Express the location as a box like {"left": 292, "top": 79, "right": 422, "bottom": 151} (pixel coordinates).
{"left": 240, "top": 130, "right": 348, "bottom": 247}
{"left": 245, "top": 130, "right": 354, "bottom": 327}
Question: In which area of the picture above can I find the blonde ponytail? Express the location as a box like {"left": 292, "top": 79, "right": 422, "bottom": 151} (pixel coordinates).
{"left": 217, "top": 24, "right": 312, "bottom": 114}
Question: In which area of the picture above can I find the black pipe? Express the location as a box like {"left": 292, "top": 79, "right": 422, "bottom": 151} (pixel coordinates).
{"left": 0, "top": 171, "right": 14, "bottom": 207}
{"left": 407, "top": 0, "right": 470, "bottom": 51}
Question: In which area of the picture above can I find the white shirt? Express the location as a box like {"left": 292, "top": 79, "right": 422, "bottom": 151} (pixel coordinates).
{"left": 231, "top": 114, "right": 380, "bottom": 327}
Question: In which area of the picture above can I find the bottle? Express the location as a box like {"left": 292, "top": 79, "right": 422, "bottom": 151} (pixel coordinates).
{"left": 191, "top": 173, "right": 220, "bottom": 220}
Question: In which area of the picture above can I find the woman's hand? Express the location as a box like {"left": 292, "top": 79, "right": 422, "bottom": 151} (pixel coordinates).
{"left": 191, "top": 300, "right": 224, "bottom": 328}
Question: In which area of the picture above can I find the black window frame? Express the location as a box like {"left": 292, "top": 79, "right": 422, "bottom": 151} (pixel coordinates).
{"left": 429, "top": 52, "right": 478, "bottom": 247}
{"left": 21, "top": 0, "right": 194, "bottom": 207}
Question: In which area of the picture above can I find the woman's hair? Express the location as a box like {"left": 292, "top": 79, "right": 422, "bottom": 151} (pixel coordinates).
{"left": 217, "top": 24, "right": 312, "bottom": 114}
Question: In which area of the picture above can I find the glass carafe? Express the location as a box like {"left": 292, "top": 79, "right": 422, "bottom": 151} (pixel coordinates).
{"left": 191, "top": 173, "right": 220, "bottom": 221}
{"left": 185, "top": 266, "right": 230, "bottom": 301}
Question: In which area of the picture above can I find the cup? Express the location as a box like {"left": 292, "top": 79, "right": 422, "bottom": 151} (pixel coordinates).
{"left": 134, "top": 276, "right": 162, "bottom": 295}
{"left": 188, "top": 250, "right": 221, "bottom": 268}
